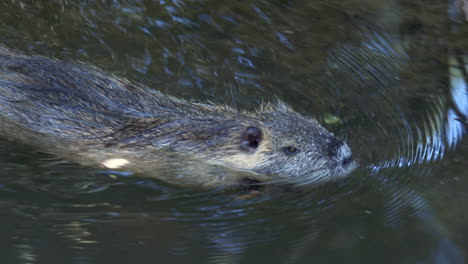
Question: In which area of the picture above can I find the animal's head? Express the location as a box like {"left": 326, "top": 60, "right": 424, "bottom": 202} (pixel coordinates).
{"left": 220, "top": 101, "right": 356, "bottom": 186}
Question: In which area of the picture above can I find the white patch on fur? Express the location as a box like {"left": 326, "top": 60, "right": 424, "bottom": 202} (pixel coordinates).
{"left": 102, "top": 158, "right": 129, "bottom": 169}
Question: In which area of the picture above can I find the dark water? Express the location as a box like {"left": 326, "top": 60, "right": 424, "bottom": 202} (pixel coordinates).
{"left": 1, "top": 0, "right": 468, "bottom": 263}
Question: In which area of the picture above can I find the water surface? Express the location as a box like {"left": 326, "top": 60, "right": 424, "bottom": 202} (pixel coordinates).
{"left": 0, "top": 0, "right": 467, "bottom": 263}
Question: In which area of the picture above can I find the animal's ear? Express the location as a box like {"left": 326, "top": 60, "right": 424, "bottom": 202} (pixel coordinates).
{"left": 240, "top": 127, "right": 263, "bottom": 152}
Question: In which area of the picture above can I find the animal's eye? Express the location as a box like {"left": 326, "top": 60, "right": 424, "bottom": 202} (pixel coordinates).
{"left": 283, "top": 146, "right": 299, "bottom": 155}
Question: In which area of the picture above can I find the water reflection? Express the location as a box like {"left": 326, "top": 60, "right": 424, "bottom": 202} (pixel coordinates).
{"left": 447, "top": 54, "right": 468, "bottom": 148}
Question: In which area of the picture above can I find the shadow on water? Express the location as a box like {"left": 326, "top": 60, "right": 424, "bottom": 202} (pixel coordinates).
{"left": 0, "top": 0, "right": 468, "bottom": 264}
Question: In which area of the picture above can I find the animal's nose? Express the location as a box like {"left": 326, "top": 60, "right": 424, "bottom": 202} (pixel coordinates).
{"left": 327, "top": 137, "right": 344, "bottom": 157}
{"left": 327, "top": 137, "right": 354, "bottom": 167}
{"left": 342, "top": 155, "right": 353, "bottom": 166}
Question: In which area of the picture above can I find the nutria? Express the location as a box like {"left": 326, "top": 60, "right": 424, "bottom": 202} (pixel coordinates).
{"left": 0, "top": 46, "right": 356, "bottom": 188}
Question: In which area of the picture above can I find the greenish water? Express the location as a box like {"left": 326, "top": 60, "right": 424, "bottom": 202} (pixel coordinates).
{"left": 1, "top": 0, "right": 467, "bottom": 263}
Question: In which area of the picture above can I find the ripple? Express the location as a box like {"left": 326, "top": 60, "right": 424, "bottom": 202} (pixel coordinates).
{"left": 322, "top": 20, "right": 467, "bottom": 174}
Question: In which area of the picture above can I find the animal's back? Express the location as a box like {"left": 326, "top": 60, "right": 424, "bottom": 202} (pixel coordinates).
{"left": 0, "top": 46, "right": 193, "bottom": 141}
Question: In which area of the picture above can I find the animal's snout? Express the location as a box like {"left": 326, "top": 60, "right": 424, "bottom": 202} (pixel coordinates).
{"left": 327, "top": 137, "right": 354, "bottom": 167}
{"left": 342, "top": 155, "right": 353, "bottom": 166}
